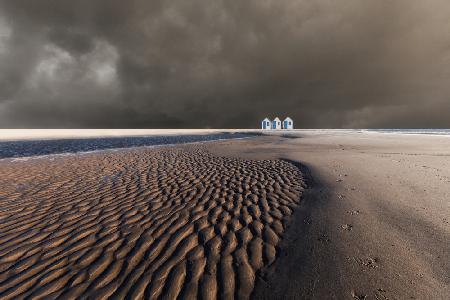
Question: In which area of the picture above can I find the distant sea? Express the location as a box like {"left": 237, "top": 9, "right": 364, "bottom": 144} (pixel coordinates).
{"left": 0, "top": 133, "right": 252, "bottom": 159}
{"left": 364, "top": 129, "right": 450, "bottom": 135}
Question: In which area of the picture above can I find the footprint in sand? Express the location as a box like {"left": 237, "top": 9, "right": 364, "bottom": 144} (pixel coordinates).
{"left": 360, "top": 257, "right": 379, "bottom": 269}
{"left": 317, "top": 233, "right": 331, "bottom": 243}
{"left": 351, "top": 290, "right": 367, "bottom": 299}
{"left": 341, "top": 224, "right": 353, "bottom": 231}
{"left": 375, "top": 288, "right": 389, "bottom": 300}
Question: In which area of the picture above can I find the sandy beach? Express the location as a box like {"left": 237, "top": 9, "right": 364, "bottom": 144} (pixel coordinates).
{"left": 210, "top": 131, "right": 450, "bottom": 299}
{"left": 0, "top": 131, "right": 449, "bottom": 299}
{"left": 0, "top": 143, "right": 304, "bottom": 299}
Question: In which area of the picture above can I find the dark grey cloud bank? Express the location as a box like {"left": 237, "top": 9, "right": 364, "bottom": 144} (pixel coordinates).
{"left": 0, "top": 0, "right": 449, "bottom": 128}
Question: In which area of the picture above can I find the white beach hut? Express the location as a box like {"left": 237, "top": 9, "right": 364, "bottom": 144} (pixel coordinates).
{"left": 283, "top": 117, "right": 294, "bottom": 129}
{"left": 272, "top": 117, "right": 282, "bottom": 129}
{"left": 261, "top": 118, "right": 272, "bottom": 130}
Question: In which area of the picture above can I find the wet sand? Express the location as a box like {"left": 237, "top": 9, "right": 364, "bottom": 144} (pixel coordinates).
{"left": 0, "top": 145, "right": 305, "bottom": 299}
{"left": 210, "top": 131, "right": 450, "bottom": 299}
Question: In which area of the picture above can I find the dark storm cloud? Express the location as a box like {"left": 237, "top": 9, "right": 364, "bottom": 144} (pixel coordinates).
{"left": 0, "top": 0, "right": 449, "bottom": 128}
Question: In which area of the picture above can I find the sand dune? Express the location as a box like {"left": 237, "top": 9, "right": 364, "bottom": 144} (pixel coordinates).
{"left": 0, "top": 145, "right": 305, "bottom": 299}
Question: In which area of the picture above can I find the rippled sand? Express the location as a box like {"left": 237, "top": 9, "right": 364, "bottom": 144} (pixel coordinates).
{"left": 0, "top": 145, "right": 305, "bottom": 299}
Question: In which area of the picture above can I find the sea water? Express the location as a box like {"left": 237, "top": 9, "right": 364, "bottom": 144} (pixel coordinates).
{"left": 0, "top": 133, "right": 253, "bottom": 159}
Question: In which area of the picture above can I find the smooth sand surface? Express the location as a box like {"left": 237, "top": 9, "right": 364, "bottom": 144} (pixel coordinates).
{"left": 0, "top": 145, "right": 304, "bottom": 299}
{"left": 209, "top": 131, "right": 450, "bottom": 299}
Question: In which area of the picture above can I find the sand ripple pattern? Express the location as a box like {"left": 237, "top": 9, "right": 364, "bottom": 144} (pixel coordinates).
{"left": 0, "top": 146, "right": 304, "bottom": 299}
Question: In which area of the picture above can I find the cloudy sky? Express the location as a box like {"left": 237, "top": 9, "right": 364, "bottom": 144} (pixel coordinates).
{"left": 0, "top": 0, "right": 449, "bottom": 128}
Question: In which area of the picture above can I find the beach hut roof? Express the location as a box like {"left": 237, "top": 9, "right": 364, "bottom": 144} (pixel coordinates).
{"left": 262, "top": 117, "right": 271, "bottom": 121}
{"left": 284, "top": 117, "right": 293, "bottom": 121}
{"left": 273, "top": 117, "right": 281, "bottom": 121}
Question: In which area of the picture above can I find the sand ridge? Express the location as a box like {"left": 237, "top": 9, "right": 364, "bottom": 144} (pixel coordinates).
{"left": 0, "top": 145, "right": 305, "bottom": 299}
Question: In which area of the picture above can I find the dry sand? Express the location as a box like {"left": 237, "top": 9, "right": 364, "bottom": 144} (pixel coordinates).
{"left": 0, "top": 131, "right": 449, "bottom": 299}
{"left": 209, "top": 131, "right": 450, "bottom": 299}
{"left": 0, "top": 129, "right": 259, "bottom": 141}
{"left": 0, "top": 145, "right": 305, "bottom": 299}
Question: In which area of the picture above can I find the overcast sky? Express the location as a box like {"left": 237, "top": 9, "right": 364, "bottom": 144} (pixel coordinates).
{"left": 0, "top": 0, "right": 449, "bottom": 128}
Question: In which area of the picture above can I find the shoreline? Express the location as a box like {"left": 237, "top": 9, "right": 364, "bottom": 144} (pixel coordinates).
{"left": 0, "top": 133, "right": 255, "bottom": 160}
{"left": 1, "top": 128, "right": 449, "bottom": 142}
{"left": 1, "top": 137, "right": 253, "bottom": 163}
